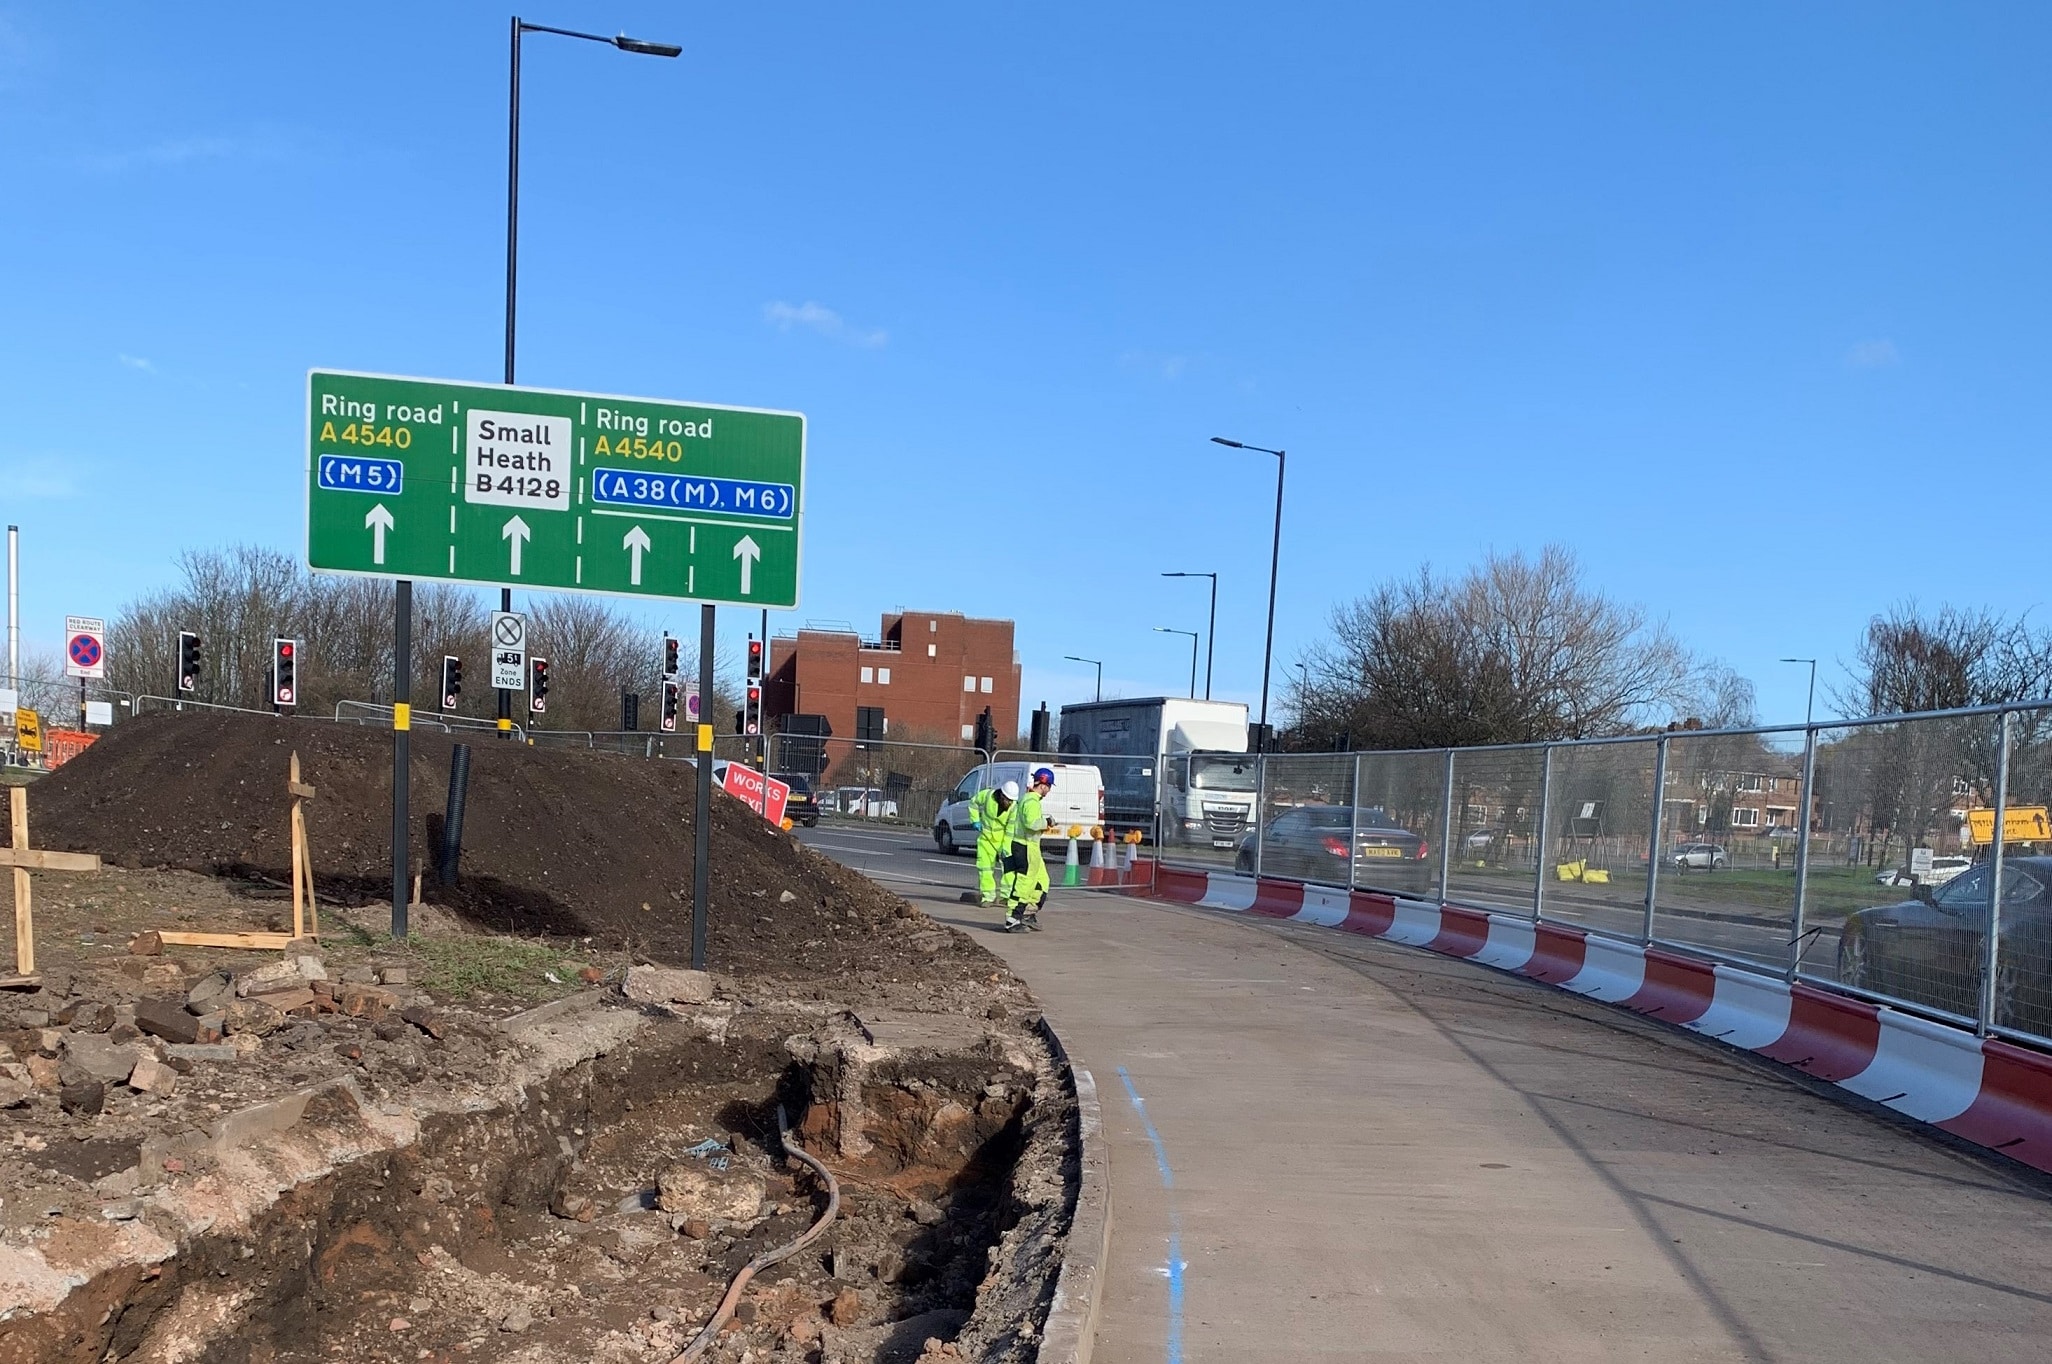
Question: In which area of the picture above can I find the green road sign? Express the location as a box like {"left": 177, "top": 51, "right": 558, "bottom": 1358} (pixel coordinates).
{"left": 306, "top": 370, "right": 804, "bottom": 608}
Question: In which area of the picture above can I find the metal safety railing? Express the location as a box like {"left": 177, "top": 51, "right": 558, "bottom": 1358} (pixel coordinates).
{"left": 1146, "top": 700, "right": 2052, "bottom": 1051}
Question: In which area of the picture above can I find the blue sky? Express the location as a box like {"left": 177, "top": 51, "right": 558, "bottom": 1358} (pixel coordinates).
{"left": 3, "top": 2, "right": 2048, "bottom": 730}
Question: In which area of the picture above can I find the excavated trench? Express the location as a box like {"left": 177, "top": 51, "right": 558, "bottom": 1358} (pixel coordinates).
{"left": 9, "top": 1007, "right": 1071, "bottom": 1364}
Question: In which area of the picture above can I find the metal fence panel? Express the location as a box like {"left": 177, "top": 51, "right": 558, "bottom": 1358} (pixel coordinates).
{"left": 1254, "top": 752, "right": 1358, "bottom": 886}
{"left": 1992, "top": 706, "right": 2052, "bottom": 1042}
{"left": 1804, "top": 711, "right": 2000, "bottom": 1024}
{"left": 1650, "top": 729, "right": 1809, "bottom": 970}
{"left": 1538, "top": 737, "right": 1658, "bottom": 941}
{"left": 1350, "top": 749, "right": 1448, "bottom": 899}
{"left": 1153, "top": 750, "right": 1260, "bottom": 871}
{"left": 775, "top": 736, "right": 987, "bottom": 835}
{"left": 1445, "top": 747, "right": 1545, "bottom": 914}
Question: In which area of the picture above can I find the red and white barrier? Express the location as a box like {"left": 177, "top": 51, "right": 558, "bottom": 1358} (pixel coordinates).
{"left": 1144, "top": 865, "right": 2052, "bottom": 1176}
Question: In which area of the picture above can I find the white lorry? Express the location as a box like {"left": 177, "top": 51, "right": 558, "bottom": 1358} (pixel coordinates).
{"left": 1057, "top": 697, "right": 1257, "bottom": 848}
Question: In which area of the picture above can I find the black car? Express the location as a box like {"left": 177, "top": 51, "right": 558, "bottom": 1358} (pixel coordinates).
{"left": 1235, "top": 804, "right": 1431, "bottom": 892}
{"left": 1837, "top": 854, "right": 2052, "bottom": 1034}
{"left": 775, "top": 772, "right": 820, "bottom": 828}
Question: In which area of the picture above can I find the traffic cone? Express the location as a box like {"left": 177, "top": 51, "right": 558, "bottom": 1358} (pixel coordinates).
{"left": 1089, "top": 833, "right": 1109, "bottom": 886}
{"left": 1064, "top": 835, "right": 1081, "bottom": 887}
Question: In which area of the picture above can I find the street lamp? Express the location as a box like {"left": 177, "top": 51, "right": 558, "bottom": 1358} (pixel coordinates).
{"left": 502, "top": 17, "right": 679, "bottom": 727}
{"left": 1064, "top": 656, "right": 1103, "bottom": 703}
{"left": 1161, "top": 571, "right": 1217, "bottom": 700}
{"left": 1780, "top": 658, "right": 1817, "bottom": 727}
{"left": 1155, "top": 627, "right": 1199, "bottom": 700}
{"left": 1211, "top": 437, "right": 1286, "bottom": 746}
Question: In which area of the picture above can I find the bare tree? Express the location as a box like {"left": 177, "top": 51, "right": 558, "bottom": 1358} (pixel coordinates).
{"left": 1297, "top": 546, "right": 1715, "bottom": 750}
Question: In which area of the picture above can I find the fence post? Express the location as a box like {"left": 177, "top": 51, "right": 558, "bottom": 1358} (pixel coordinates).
{"left": 1642, "top": 735, "right": 1669, "bottom": 944}
{"left": 1254, "top": 754, "right": 1270, "bottom": 878}
{"left": 1978, "top": 709, "right": 2014, "bottom": 1036}
{"left": 1788, "top": 725, "right": 1820, "bottom": 983}
{"left": 1347, "top": 755, "right": 1362, "bottom": 892}
{"left": 1436, "top": 749, "right": 1455, "bottom": 904}
{"left": 1532, "top": 746, "right": 1553, "bottom": 922}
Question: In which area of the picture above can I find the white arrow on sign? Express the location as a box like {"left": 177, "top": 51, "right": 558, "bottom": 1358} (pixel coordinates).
{"left": 733, "top": 534, "right": 760, "bottom": 596}
{"left": 365, "top": 503, "right": 394, "bottom": 566}
{"left": 623, "top": 524, "right": 651, "bottom": 586}
{"left": 502, "top": 515, "right": 531, "bottom": 577}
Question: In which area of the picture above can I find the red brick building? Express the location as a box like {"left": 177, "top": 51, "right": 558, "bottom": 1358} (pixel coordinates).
{"left": 763, "top": 612, "right": 1021, "bottom": 746}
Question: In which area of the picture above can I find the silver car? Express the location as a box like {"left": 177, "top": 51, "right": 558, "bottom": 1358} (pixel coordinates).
{"left": 1672, "top": 843, "right": 1729, "bottom": 871}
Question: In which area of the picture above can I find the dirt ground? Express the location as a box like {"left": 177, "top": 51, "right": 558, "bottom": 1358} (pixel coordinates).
{"left": 0, "top": 714, "right": 1073, "bottom": 1364}
{"left": 28, "top": 711, "right": 997, "bottom": 992}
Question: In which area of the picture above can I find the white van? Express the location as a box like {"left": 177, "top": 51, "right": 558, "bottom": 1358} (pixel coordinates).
{"left": 933, "top": 762, "right": 1105, "bottom": 855}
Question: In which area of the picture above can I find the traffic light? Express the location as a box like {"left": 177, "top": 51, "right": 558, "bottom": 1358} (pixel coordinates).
{"left": 746, "top": 637, "right": 764, "bottom": 682}
{"left": 744, "top": 684, "right": 762, "bottom": 736}
{"left": 622, "top": 690, "right": 640, "bottom": 732}
{"left": 177, "top": 631, "right": 202, "bottom": 694}
{"left": 441, "top": 655, "right": 463, "bottom": 711}
{"left": 973, "top": 706, "right": 995, "bottom": 754}
{"left": 660, "top": 635, "right": 680, "bottom": 679}
{"left": 272, "top": 638, "right": 297, "bottom": 707}
{"left": 528, "top": 657, "right": 549, "bottom": 714}
{"left": 660, "top": 679, "right": 680, "bottom": 732}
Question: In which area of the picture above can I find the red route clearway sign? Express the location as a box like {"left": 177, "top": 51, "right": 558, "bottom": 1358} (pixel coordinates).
{"left": 721, "top": 763, "right": 790, "bottom": 827}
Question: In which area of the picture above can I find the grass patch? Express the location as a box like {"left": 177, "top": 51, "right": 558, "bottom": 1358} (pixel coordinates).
{"left": 391, "top": 934, "right": 588, "bottom": 1003}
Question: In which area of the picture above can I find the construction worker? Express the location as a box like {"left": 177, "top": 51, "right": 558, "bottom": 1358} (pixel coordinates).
{"left": 971, "top": 781, "right": 1017, "bottom": 908}
{"left": 1003, "top": 767, "right": 1057, "bottom": 930}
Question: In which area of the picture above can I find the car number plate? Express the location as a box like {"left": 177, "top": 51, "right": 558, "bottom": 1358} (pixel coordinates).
{"left": 1358, "top": 846, "right": 1405, "bottom": 857}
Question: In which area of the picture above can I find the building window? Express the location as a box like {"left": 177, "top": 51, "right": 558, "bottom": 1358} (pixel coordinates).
{"left": 1766, "top": 807, "right": 1795, "bottom": 827}
{"left": 1737, "top": 774, "right": 1764, "bottom": 793}
{"left": 877, "top": 667, "right": 890, "bottom": 685}
{"left": 927, "top": 644, "right": 937, "bottom": 658}
{"left": 1731, "top": 808, "right": 1760, "bottom": 828}
{"left": 929, "top": 620, "right": 938, "bottom": 633}
{"left": 860, "top": 666, "right": 874, "bottom": 684}
{"left": 961, "top": 723, "right": 975, "bottom": 741}
{"left": 964, "top": 676, "right": 976, "bottom": 693}
{"left": 980, "top": 676, "right": 993, "bottom": 693}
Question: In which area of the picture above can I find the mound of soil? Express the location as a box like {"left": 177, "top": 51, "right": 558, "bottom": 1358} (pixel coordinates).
{"left": 30, "top": 712, "right": 991, "bottom": 985}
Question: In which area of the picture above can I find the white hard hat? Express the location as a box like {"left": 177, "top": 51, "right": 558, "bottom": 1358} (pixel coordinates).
{"left": 1000, "top": 780, "right": 1021, "bottom": 800}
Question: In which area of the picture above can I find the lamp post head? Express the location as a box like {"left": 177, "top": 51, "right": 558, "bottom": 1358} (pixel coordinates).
{"left": 614, "top": 34, "right": 683, "bottom": 56}
{"left": 1209, "top": 437, "right": 1243, "bottom": 449}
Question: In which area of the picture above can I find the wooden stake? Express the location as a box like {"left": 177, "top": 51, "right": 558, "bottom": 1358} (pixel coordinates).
{"left": 11, "top": 787, "right": 32, "bottom": 978}
{"left": 287, "top": 752, "right": 319, "bottom": 942}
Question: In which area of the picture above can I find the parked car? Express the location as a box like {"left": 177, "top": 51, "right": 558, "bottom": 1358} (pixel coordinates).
{"left": 933, "top": 762, "right": 1105, "bottom": 855}
{"left": 832, "top": 787, "right": 899, "bottom": 819}
{"left": 1837, "top": 855, "right": 2052, "bottom": 1034}
{"left": 1875, "top": 855, "right": 1971, "bottom": 888}
{"left": 1235, "top": 804, "right": 1431, "bottom": 892}
{"left": 775, "top": 772, "right": 820, "bottom": 828}
{"left": 1671, "top": 843, "right": 1729, "bottom": 871}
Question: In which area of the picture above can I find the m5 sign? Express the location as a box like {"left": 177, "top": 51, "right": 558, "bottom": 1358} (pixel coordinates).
{"left": 305, "top": 370, "right": 805, "bottom": 609}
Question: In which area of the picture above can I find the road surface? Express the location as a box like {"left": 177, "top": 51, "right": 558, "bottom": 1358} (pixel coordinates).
{"left": 797, "top": 821, "right": 2052, "bottom": 1362}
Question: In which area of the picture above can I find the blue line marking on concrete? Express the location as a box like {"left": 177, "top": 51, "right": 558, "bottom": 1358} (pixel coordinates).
{"left": 1118, "top": 1065, "right": 1185, "bottom": 1364}
{"left": 1118, "top": 1065, "right": 1175, "bottom": 1189}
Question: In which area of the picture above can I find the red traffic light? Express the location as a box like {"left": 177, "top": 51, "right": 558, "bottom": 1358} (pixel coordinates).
{"left": 279, "top": 642, "right": 293, "bottom": 658}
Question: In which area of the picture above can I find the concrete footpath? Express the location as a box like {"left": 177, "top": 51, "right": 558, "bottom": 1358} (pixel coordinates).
{"left": 924, "top": 888, "right": 2052, "bottom": 1362}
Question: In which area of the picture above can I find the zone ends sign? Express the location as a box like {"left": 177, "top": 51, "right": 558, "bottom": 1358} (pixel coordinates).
{"left": 305, "top": 370, "right": 805, "bottom": 609}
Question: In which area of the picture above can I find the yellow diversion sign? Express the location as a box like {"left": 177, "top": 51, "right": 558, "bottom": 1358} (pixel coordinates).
{"left": 1969, "top": 806, "right": 2052, "bottom": 844}
{"left": 14, "top": 709, "right": 40, "bottom": 753}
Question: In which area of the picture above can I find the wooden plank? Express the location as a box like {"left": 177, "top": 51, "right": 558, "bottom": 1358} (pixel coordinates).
{"left": 13, "top": 865, "right": 31, "bottom": 977}
{"left": 290, "top": 803, "right": 306, "bottom": 942}
{"left": 0, "top": 973, "right": 42, "bottom": 992}
{"left": 0, "top": 848, "right": 102, "bottom": 872}
{"left": 155, "top": 930, "right": 301, "bottom": 950}
{"left": 8, "top": 786, "right": 25, "bottom": 848}
{"left": 288, "top": 782, "right": 317, "bottom": 800}
{"left": 295, "top": 803, "right": 319, "bottom": 938}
